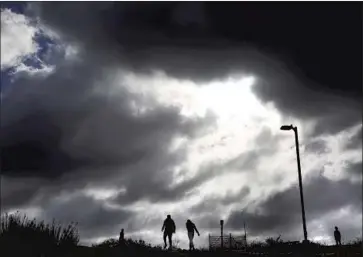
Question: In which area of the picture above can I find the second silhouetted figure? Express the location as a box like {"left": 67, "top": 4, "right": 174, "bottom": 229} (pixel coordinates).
{"left": 162, "top": 214, "right": 176, "bottom": 250}
{"left": 186, "top": 219, "right": 200, "bottom": 250}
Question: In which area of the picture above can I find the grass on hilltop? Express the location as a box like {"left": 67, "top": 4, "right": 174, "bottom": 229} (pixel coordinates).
{"left": 0, "top": 212, "right": 362, "bottom": 257}
{"left": 0, "top": 211, "right": 79, "bottom": 256}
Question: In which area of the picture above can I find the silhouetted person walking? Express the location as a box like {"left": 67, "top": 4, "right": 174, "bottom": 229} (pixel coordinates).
{"left": 186, "top": 219, "right": 200, "bottom": 250}
{"left": 162, "top": 215, "right": 176, "bottom": 250}
{"left": 334, "top": 226, "right": 341, "bottom": 246}
{"left": 119, "top": 228, "right": 124, "bottom": 243}
{"left": 119, "top": 228, "right": 126, "bottom": 248}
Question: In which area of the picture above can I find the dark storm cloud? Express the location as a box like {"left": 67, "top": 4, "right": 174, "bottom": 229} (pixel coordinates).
{"left": 32, "top": 2, "right": 362, "bottom": 137}
{"left": 1, "top": 38, "right": 215, "bottom": 212}
{"left": 226, "top": 173, "right": 362, "bottom": 238}
{"left": 0, "top": 177, "right": 45, "bottom": 210}
{"left": 40, "top": 193, "right": 133, "bottom": 239}
{"left": 304, "top": 139, "right": 330, "bottom": 155}
{"left": 35, "top": 0, "right": 261, "bottom": 82}
{"left": 1, "top": 64, "right": 209, "bottom": 177}
{"left": 345, "top": 161, "right": 362, "bottom": 179}
{"left": 2, "top": 2, "right": 362, "bottom": 241}
{"left": 252, "top": 72, "right": 361, "bottom": 137}
{"left": 2, "top": 174, "right": 134, "bottom": 240}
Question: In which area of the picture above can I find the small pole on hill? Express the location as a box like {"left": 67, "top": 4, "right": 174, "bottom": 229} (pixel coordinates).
{"left": 244, "top": 221, "right": 247, "bottom": 245}
{"left": 220, "top": 220, "right": 224, "bottom": 249}
{"left": 244, "top": 221, "right": 247, "bottom": 251}
{"left": 229, "top": 233, "right": 232, "bottom": 249}
{"left": 208, "top": 234, "right": 211, "bottom": 251}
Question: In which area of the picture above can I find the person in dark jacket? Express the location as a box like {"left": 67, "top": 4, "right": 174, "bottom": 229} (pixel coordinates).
{"left": 334, "top": 226, "right": 342, "bottom": 245}
{"left": 186, "top": 219, "right": 200, "bottom": 250}
{"left": 118, "top": 228, "right": 126, "bottom": 248}
{"left": 119, "top": 229, "right": 124, "bottom": 242}
{"left": 161, "top": 215, "right": 176, "bottom": 249}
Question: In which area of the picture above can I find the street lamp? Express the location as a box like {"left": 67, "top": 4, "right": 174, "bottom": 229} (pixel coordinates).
{"left": 280, "top": 124, "right": 308, "bottom": 243}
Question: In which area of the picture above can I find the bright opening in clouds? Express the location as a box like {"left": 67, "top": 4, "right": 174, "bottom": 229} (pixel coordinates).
{"left": 1, "top": 2, "right": 361, "bottom": 251}
{"left": 1, "top": 8, "right": 39, "bottom": 69}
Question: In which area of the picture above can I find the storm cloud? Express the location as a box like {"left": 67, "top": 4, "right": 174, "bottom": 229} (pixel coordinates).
{"left": 226, "top": 172, "right": 362, "bottom": 239}
{"left": 1, "top": 55, "right": 215, "bottom": 203}
{"left": 28, "top": 2, "right": 361, "bottom": 138}
{"left": 1, "top": 2, "right": 361, "bottom": 247}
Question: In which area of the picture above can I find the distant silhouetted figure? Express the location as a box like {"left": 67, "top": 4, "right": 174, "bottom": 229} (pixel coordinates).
{"left": 334, "top": 226, "right": 341, "bottom": 246}
{"left": 119, "top": 228, "right": 125, "bottom": 245}
{"left": 186, "top": 219, "right": 200, "bottom": 250}
{"left": 162, "top": 214, "right": 176, "bottom": 250}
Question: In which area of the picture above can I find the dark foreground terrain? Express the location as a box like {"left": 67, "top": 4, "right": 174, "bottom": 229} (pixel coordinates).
{"left": 1, "top": 213, "right": 361, "bottom": 257}
{"left": 3, "top": 243, "right": 362, "bottom": 257}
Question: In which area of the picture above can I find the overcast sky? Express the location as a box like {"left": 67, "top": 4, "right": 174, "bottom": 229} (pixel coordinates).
{"left": 1, "top": 2, "right": 361, "bottom": 249}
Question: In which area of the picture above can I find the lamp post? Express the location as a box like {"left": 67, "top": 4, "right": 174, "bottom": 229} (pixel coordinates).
{"left": 280, "top": 124, "right": 308, "bottom": 243}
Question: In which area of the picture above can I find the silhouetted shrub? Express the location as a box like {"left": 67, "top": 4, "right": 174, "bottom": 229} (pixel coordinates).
{"left": 265, "top": 235, "right": 283, "bottom": 247}
{"left": 92, "top": 238, "right": 119, "bottom": 248}
{"left": 348, "top": 237, "right": 362, "bottom": 246}
{"left": 0, "top": 211, "right": 79, "bottom": 256}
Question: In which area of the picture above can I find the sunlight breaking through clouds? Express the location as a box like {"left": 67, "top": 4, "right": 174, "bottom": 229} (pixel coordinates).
{"left": 1, "top": 8, "right": 75, "bottom": 78}
{"left": 2, "top": 2, "right": 361, "bottom": 250}
{"left": 83, "top": 188, "right": 127, "bottom": 201}
{"left": 121, "top": 72, "right": 285, "bottom": 175}
{"left": 122, "top": 72, "right": 262, "bottom": 120}
{"left": 1, "top": 8, "right": 39, "bottom": 69}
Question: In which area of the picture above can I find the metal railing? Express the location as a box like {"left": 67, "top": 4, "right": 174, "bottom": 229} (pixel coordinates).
{"left": 208, "top": 234, "right": 247, "bottom": 250}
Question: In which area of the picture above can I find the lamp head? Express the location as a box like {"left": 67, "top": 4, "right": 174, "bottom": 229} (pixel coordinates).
{"left": 280, "top": 125, "right": 293, "bottom": 131}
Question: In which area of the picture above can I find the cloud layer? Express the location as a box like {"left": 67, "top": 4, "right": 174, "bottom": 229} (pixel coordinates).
{"left": 1, "top": 3, "right": 361, "bottom": 248}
